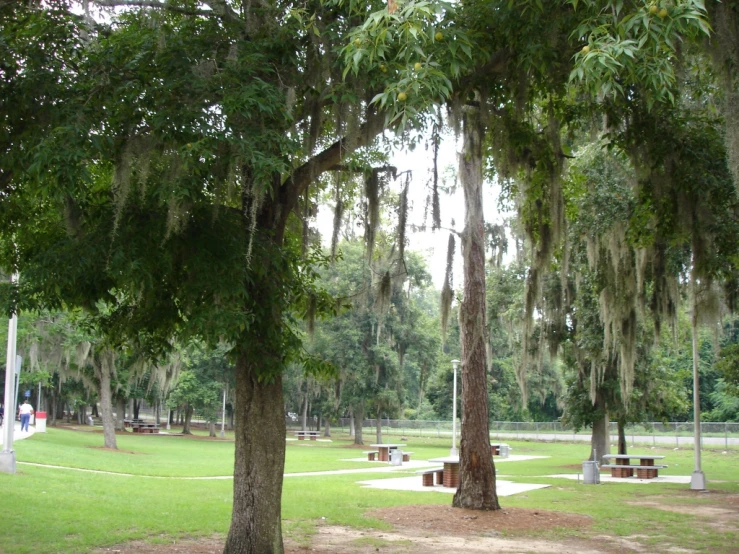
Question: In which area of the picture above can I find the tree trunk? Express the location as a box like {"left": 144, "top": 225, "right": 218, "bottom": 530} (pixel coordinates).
{"left": 209, "top": 421, "right": 216, "bottom": 437}
{"left": 301, "top": 391, "right": 308, "bottom": 432}
{"left": 133, "top": 399, "right": 140, "bottom": 420}
{"left": 453, "top": 107, "right": 500, "bottom": 511}
{"left": 155, "top": 399, "right": 161, "bottom": 425}
{"left": 115, "top": 397, "right": 125, "bottom": 431}
{"left": 375, "top": 410, "right": 383, "bottom": 444}
{"left": 128, "top": 398, "right": 134, "bottom": 419}
{"left": 98, "top": 351, "right": 118, "bottom": 449}
{"left": 223, "top": 354, "right": 286, "bottom": 554}
{"left": 590, "top": 396, "right": 610, "bottom": 464}
{"left": 353, "top": 403, "right": 364, "bottom": 445}
{"left": 349, "top": 409, "right": 355, "bottom": 437}
{"left": 617, "top": 419, "right": 627, "bottom": 455}
{"left": 323, "top": 417, "right": 331, "bottom": 437}
{"left": 182, "top": 405, "right": 193, "bottom": 434}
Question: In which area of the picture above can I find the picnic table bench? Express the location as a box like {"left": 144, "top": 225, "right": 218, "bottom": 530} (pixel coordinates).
{"left": 417, "top": 467, "right": 445, "bottom": 486}
{"left": 295, "top": 431, "right": 320, "bottom": 440}
{"left": 428, "top": 456, "right": 461, "bottom": 488}
{"left": 123, "top": 419, "right": 145, "bottom": 428}
{"left": 601, "top": 454, "right": 667, "bottom": 479}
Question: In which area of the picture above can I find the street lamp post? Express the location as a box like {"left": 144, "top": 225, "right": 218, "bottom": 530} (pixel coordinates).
{"left": 450, "top": 359, "right": 460, "bottom": 457}
{"left": 690, "top": 303, "right": 707, "bottom": 490}
{"left": 220, "top": 386, "right": 227, "bottom": 438}
{"left": 1, "top": 274, "right": 19, "bottom": 474}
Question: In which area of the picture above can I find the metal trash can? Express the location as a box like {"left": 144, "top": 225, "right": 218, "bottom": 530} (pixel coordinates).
{"left": 582, "top": 460, "right": 600, "bottom": 484}
{"left": 35, "top": 411, "right": 47, "bottom": 433}
{"left": 390, "top": 449, "right": 403, "bottom": 466}
{"left": 499, "top": 444, "right": 510, "bottom": 458}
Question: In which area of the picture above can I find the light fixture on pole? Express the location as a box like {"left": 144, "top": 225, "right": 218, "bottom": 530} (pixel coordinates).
{"left": 450, "top": 359, "right": 460, "bottom": 457}
{"left": 0, "top": 273, "right": 19, "bottom": 474}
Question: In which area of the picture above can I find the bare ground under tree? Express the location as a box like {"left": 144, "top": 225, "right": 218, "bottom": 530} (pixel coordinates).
{"left": 95, "top": 490, "right": 739, "bottom": 554}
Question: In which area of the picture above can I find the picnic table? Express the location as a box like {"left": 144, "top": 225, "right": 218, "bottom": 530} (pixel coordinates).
{"left": 130, "top": 422, "right": 160, "bottom": 434}
{"left": 427, "top": 456, "right": 461, "bottom": 488}
{"left": 295, "top": 431, "right": 320, "bottom": 441}
{"left": 369, "top": 444, "right": 401, "bottom": 462}
{"left": 601, "top": 454, "right": 667, "bottom": 479}
{"left": 490, "top": 443, "right": 510, "bottom": 457}
{"left": 123, "top": 419, "right": 145, "bottom": 428}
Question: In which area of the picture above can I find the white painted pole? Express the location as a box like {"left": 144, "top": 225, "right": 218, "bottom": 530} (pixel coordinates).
{"left": 450, "top": 359, "right": 460, "bottom": 457}
{"left": 1, "top": 274, "right": 19, "bottom": 473}
{"left": 690, "top": 284, "right": 707, "bottom": 490}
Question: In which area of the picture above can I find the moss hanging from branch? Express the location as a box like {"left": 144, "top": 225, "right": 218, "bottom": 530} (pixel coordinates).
{"left": 330, "top": 173, "right": 344, "bottom": 262}
{"left": 440, "top": 232, "right": 456, "bottom": 345}
{"left": 397, "top": 175, "right": 409, "bottom": 263}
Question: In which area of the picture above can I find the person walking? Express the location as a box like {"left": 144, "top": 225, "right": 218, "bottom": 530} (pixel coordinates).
{"left": 19, "top": 399, "right": 34, "bottom": 432}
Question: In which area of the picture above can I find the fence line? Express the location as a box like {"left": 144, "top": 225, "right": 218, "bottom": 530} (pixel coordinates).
{"left": 284, "top": 418, "right": 739, "bottom": 449}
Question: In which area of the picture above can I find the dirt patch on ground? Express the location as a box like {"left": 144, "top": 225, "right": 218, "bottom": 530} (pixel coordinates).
{"left": 87, "top": 446, "right": 142, "bottom": 454}
{"left": 628, "top": 490, "right": 739, "bottom": 533}
{"left": 366, "top": 504, "right": 591, "bottom": 535}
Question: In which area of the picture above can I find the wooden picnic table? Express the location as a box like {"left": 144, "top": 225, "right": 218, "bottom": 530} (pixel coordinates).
{"left": 428, "top": 456, "right": 460, "bottom": 488}
{"left": 130, "top": 422, "right": 160, "bottom": 434}
{"left": 601, "top": 454, "right": 667, "bottom": 479}
{"left": 370, "top": 444, "right": 401, "bottom": 462}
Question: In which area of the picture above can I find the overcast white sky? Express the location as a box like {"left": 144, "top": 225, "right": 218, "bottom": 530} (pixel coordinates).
{"left": 315, "top": 129, "right": 511, "bottom": 289}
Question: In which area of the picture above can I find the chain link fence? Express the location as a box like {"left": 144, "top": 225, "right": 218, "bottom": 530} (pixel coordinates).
{"left": 300, "top": 418, "right": 739, "bottom": 449}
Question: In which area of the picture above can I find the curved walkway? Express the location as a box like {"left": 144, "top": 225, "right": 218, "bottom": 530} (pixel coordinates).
{"left": 0, "top": 421, "right": 36, "bottom": 445}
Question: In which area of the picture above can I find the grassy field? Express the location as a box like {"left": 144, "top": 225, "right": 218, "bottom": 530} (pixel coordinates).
{"left": 0, "top": 426, "right": 737, "bottom": 553}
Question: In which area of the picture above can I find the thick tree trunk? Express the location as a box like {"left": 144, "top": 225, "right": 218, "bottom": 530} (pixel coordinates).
{"left": 453, "top": 107, "right": 500, "bottom": 511}
{"left": 353, "top": 403, "right": 364, "bottom": 445}
{"left": 182, "top": 405, "right": 193, "bottom": 434}
{"left": 349, "top": 409, "right": 355, "bottom": 437}
{"left": 375, "top": 410, "right": 383, "bottom": 444}
{"left": 133, "top": 399, "right": 140, "bottom": 420}
{"left": 155, "top": 399, "right": 161, "bottom": 425}
{"left": 209, "top": 421, "right": 216, "bottom": 437}
{"left": 223, "top": 354, "right": 286, "bottom": 554}
{"left": 98, "top": 351, "right": 118, "bottom": 449}
{"left": 590, "top": 397, "right": 610, "bottom": 464}
{"left": 617, "top": 419, "right": 627, "bottom": 455}
{"left": 115, "top": 397, "right": 125, "bottom": 431}
{"left": 323, "top": 417, "right": 331, "bottom": 437}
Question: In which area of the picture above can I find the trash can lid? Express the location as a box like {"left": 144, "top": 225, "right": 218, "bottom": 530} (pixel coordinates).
{"left": 36, "top": 411, "right": 47, "bottom": 417}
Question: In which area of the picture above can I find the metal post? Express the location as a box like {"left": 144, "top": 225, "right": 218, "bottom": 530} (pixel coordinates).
{"left": 220, "top": 386, "right": 227, "bottom": 438}
{"left": 1, "top": 274, "right": 19, "bottom": 474}
{"left": 450, "top": 360, "right": 460, "bottom": 456}
{"left": 690, "top": 295, "right": 707, "bottom": 490}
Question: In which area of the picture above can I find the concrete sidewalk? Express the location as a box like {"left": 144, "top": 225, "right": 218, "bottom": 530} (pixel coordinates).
{"left": 0, "top": 421, "right": 36, "bottom": 445}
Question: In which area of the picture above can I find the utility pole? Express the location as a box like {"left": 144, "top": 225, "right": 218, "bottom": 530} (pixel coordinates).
{"left": 1, "top": 274, "right": 19, "bottom": 474}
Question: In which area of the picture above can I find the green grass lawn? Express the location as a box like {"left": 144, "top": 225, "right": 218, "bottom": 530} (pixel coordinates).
{"left": 1, "top": 427, "right": 737, "bottom": 553}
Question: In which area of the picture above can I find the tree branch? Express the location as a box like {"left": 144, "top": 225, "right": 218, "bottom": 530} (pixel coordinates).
{"left": 278, "top": 109, "right": 387, "bottom": 229}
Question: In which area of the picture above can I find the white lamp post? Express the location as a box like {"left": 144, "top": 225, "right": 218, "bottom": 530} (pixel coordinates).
{"left": 220, "top": 385, "right": 227, "bottom": 438}
{"left": 689, "top": 300, "right": 707, "bottom": 490}
{"left": 450, "top": 359, "right": 460, "bottom": 457}
{"left": 1, "top": 273, "right": 19, "bottom": 474}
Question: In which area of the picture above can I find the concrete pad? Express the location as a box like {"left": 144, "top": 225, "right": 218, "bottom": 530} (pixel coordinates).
{"left": 494, "top": 455, "right": 549, "bottom": 463}
{"left": 547, "top": 473, "right": 692, "bottom": 484}
{"left": 357, "top": 475, "right": 550, "bottom": 496}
